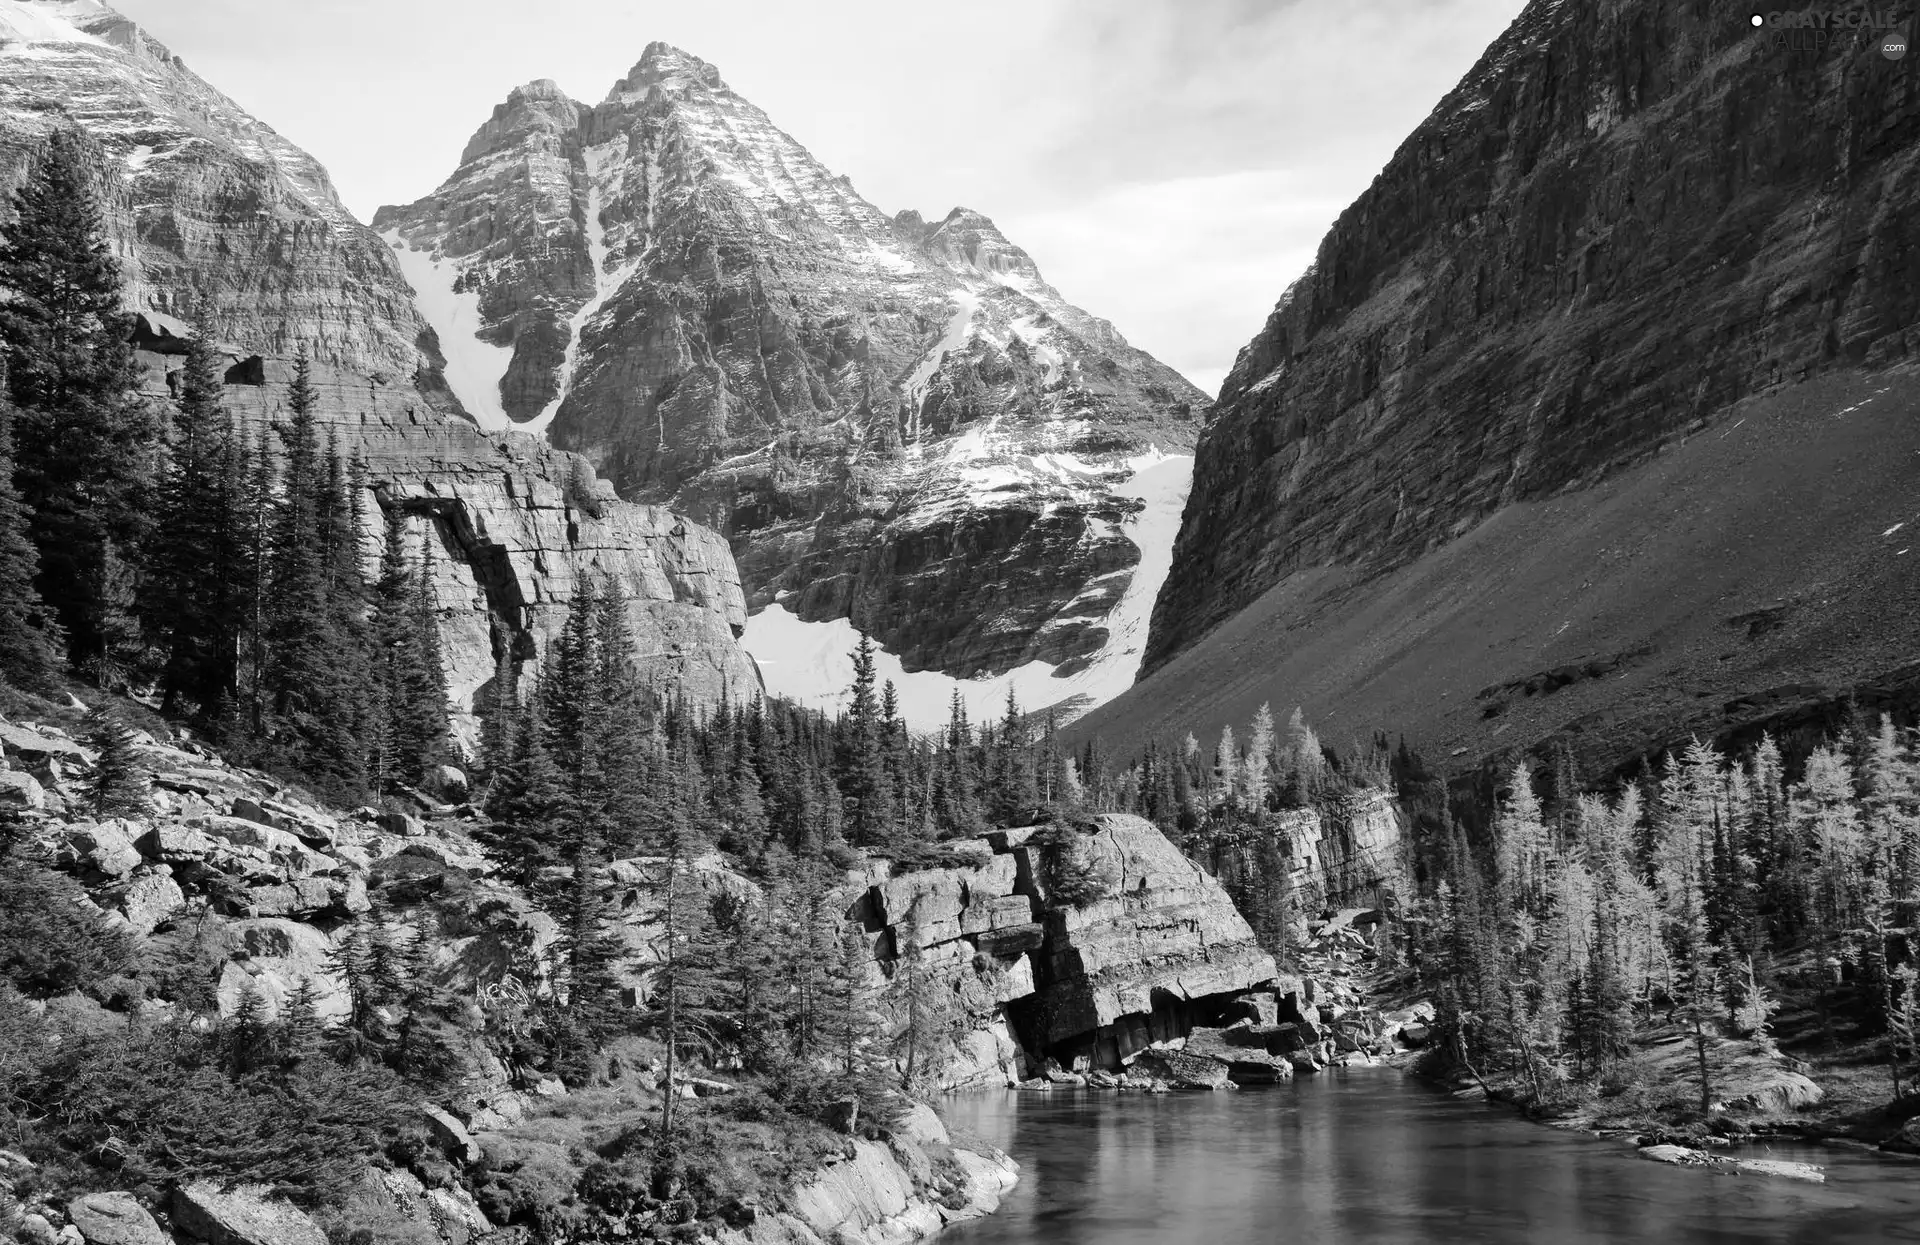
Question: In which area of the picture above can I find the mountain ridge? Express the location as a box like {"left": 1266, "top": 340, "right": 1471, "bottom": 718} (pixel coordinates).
{"left": 378, "top": 41, "right": 1211, "bottom": 719}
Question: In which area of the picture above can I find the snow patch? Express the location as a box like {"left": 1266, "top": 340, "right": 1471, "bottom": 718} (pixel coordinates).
{"left": 523, "top": 140, "right": 641, "bottom": 438}
{"left": 902, "top": 291, "right": 978, "bottom": 411}
{"left": 383, "top": 230, "right": 513, "bottom": 430}
{"left": 1883, "top": 522, "right": 1905, "bottom": 537}
{"left": 742, "top": 453, "right": 1194, "bottom": 732}
{"left": 0, "top": 0, "right": 111, "bottom": 46}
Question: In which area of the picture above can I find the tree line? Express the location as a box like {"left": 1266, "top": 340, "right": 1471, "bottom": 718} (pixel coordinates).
{"left": 1397, "top": 725, "right": 1920, "bottom": 1112}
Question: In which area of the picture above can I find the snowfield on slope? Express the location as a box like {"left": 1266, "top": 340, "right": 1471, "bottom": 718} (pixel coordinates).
{"left": 742, "top": 453, "right": 1193, "bottom": 732}
{"left": 382, "top": 230, "right": 513, "bottom": 429}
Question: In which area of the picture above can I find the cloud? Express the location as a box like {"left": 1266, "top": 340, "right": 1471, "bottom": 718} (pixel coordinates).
{"left": 1002, "top": 169, "right": 1351, "bottom": 397}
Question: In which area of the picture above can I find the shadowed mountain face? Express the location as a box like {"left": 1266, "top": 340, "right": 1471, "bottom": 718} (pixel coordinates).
{"left": 378, "top": 44, "right": 1209, "bottom": 682}
{"left": 1078, "top": 0, "right": 1920, "bottom": 772}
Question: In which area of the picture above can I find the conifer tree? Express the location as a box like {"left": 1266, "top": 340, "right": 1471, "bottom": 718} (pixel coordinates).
{"left": 0, "top": 128, "right": 154, "bottom": 675}
{"left": 653, "top": 824, "right": 726, "bottom": 1134}
{"left": 988, "top": 686, "right": 1036, "bottom": 825}
{"left": 281, "top": 976, "right": 324, "bottom": 1066}
{"left": 371, "top": 514, "right": 450, "bottom": 788}
{"left": 82, "top": 704, "right": 146, "bottom": 816}
{"left": 820, "top": 917, "right": 902, "bottom": 1131}
{"left": 0, "top": 363, "right": 62, "bottom": 693}
{"left": 840, "top": 632, "right": 894, "bottom": 847}
{"left": 150, "top": 328, "right": 242, "bottom": 718}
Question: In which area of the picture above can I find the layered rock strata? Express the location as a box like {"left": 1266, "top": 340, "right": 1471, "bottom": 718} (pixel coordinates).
{"left": 0, "top": 0, "right": 458, "bottom": 410}
{"left": 1088, "top": 0, "right": 1920, "bottom": 773}
{"left": 379, "top": 44, "right": 1207, "bottom": 681}
{"left": 130, "top": 345, "right": 757, "bottom": 745}
{"left": 855, "top": 814, "right": 1279, "bottom": 1088}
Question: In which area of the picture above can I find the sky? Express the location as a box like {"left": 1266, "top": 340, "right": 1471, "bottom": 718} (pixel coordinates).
{"left": 110, "top": 0, "right": 1525, "bottom": 397}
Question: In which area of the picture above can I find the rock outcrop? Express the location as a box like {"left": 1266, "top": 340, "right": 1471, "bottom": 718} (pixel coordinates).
{"left": 65, "top": 1193, "right": 168, "bottom": 1245}
{"left": 722, "top": 1104, "right": 1016, "bottom": 1245}
{"left": 124, "top": 348, "right": 758, "bottom": 744}
{"left": 855, "top": 815, "right": 1279, "bottom": 1087}
{"left": 1204, "top": 790, "right": 1403, "bottom": 927}
{"left": 0, "top": 0, "right": 457, "bottom": 412}
{"left": 378, "top": 44, "right": 1207, "bottom": 688}
{"left": 169, "top": 1182, "right": 328, "bottom": 1245}
{"left": 1081, "top": 0, "right": 1920, "bottom": 774}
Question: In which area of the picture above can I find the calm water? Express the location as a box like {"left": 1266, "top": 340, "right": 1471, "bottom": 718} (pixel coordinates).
{"left": 940, "top": 1068, "right": 1920, "bottom": 1244}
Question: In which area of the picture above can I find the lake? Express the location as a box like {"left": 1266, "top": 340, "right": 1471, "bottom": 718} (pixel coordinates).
{"left": 939, "top": 1068, "right": 1920, "bottom": 1244}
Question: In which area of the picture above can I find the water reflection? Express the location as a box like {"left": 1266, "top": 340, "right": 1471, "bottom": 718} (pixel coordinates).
{"left": 940, "top": 1068, "right": 1920, "bottom": 1244}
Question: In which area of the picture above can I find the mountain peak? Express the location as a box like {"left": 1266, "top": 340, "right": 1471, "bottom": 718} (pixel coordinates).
{"left": 0, "top": 0, "right": 131, "bottom": 48}
{"left": 606, "top": 41, "right": 727, "bottom": 102}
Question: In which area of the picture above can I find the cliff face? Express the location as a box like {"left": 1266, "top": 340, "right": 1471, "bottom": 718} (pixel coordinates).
{"left": 0, "top": 0, "right": 458, "bottom": 410}
{"left": 1095, "top": 0, "right": 1920, "bottom": 773}
{"left": 378, "top": 45, "right": 1207, "bottom": 685}
{"left": 132, "top": 349, "right": 757, "bottom": 744}
{"left": 856, "top": 814, "right": 1278, "bottom": 1088}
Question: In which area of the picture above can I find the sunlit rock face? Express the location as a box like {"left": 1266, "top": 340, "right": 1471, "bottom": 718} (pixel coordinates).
{"left": 0, "top": 0, "right": 460, "bottom": 411}
{"left": 856, "top": 814, "right": 1278, "bottom": 1087}
{"left": 379, "top": 44, "right": 1209, "bottom": 684}
{"left": 130, "top": 351, "right": 758, "bottom": 747}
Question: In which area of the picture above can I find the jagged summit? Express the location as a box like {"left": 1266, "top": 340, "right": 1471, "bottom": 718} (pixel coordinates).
{"left": 379, "top": 42, "right": 1207, "bottom": 725}
{"left": 606, "top": 40, "right": 728, "bottom": 101}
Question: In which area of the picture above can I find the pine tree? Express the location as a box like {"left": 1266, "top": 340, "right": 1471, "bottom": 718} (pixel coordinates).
{"left": 149, "top": 327, "right": 242, "bottom": 718}
{"left": 281, "top": 976, "right": 324, "bottom": 1066}
{"left": 820, "top": 917, "right": 902, "bottom": 1132}
{"left": 840, "top": 632, "right": 894, "bottom": 848}
{"left": 370, "top": 514, "right": 450, "bottom": 788}
{"left": 0, "top": 362, "right": 62, "bottom": 693}
{"left": 988, "top": 686, "right": 1036, "bottom": 826}
{"left": 0, "top": 127, "right": 154, "bottom": 675}
{"left": 652, "top": 825, "right": 726, "bottom": 1134}
{"left": 889, "top": 935, "right": 955, "bottom": 1096}
{"left": 82, "top": 704, "right": 146, "bottom": 815}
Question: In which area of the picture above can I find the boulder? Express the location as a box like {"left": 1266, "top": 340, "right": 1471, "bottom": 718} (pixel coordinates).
{"left": 422, "top": 1104, "right": 483, "bottom": 1165}
{"left": 66, "top": 1193, "right": 168, "bottom": 1245}
{"left": 17, "top": 1213, "right": 57, "bottom": 1245}
{"left": 231, "top": 797, "right": 278, "bottom": 830}
{"left": 429, "top": 765, "right": 468, "bottom": 800}
{"left": 1133, "top": 1049, "right": 1230, "bottom": 1091}
{"left": 67, "top": 822, "right": 143, "bottom": 878}
{"left": 118, "top": 867, "right": 185, "bottom": 934}
{"left": 169, "top": 1182, "right": 327, "bottom": 1245}
{"left": 215, "top": 919, "right": 350, "bottom": 1023}
{"left": 0, "top": 770, "right": 45, "bottom": 810}
{"left": 138, "top": 823, "right": 217, "bottom": 862}
{"left": 376, "top": 811, "right": 424, "bottom": 838}
{"left": 1881, "top": 1117, "right": 1920, "bottom": 1155}
{"left": 1398, "top": 1022, "right": 1431, "bottom": 1048}
{"left": 0, "top": 722, "right": 93, "bottom": 764}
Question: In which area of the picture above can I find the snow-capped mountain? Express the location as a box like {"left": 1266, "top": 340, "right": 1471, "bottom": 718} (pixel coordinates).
{"left": 377, "top": 44, "right": 1209, "bottom": 725}
{"left": 0, "top": 0, "right": 454, "bottom": 403}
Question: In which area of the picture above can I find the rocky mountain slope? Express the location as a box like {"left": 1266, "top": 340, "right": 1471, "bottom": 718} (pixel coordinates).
{"left": 377, "top": 46, "right": 1208, "bottom": 711}
{"left": 0, "top": 0, "right": 759, "bottom": 735}
{"left": 0, "top": 702, "right": 1020, "bottom": 1245}
{"left": 0, "top": 0, "right": 458, "bottom": 409}
{"left": 1082, "top": 0, "right": 1920, "bottom": 773}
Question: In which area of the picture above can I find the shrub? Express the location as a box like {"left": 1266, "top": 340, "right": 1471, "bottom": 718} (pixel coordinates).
{"left": 0, "top": 823, "right": 140, "bottom": 999}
